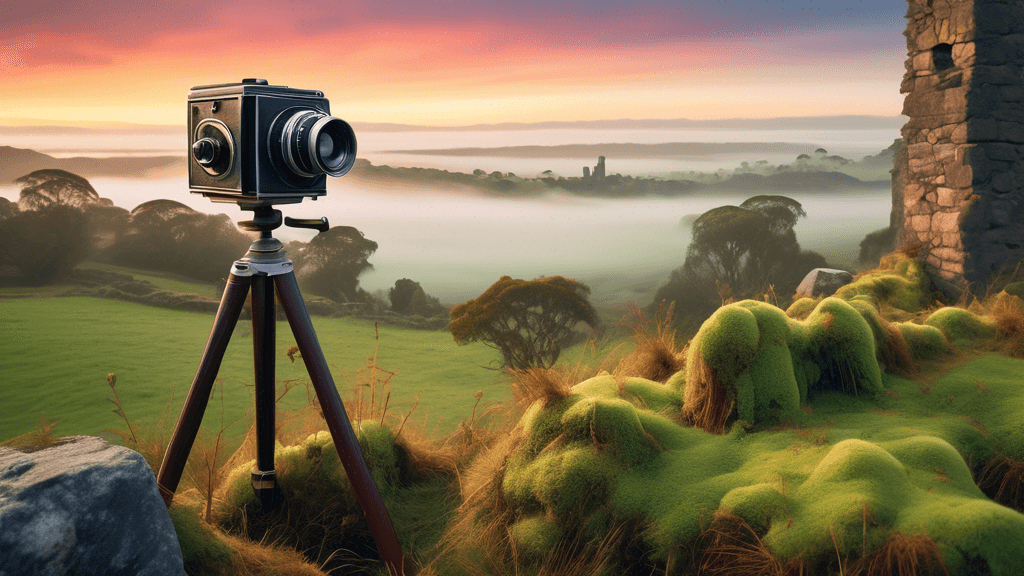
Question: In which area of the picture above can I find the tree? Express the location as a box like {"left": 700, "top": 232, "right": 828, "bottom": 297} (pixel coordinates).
{"left": 449, "top": 275, "right": 599, "bottom": 370}
{"left": 292, "top": 225, "right": 378, "bottom": 303}
{"left": 652, "top": 196, "right": 828, "bottom": 333}
{"left": 14, "top": 169, "right": 101, "bottom": 211}
{"left": 389, "top": 278, "right": 447, "bottom": 317}
{"left": 106, "top": 199, "right": 251, "bottom": 282}
{"left": 0, "top": 204, "right": 89, "bottom": 284}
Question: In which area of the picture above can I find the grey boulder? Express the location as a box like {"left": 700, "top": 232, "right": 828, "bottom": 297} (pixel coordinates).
{"left": 0, "top": 435, "right": 185, "bottom": 576}
{"left": 796, "top": 268, "right": 854, "bottom": 298}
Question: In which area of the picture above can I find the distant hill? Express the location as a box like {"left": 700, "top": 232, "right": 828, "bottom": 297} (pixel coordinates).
{"left": 386, "top": 142, "right": 821, "bottom": 158}
{"left": 707, "top": 171, "right": 888, "bottom": 191}
{"left": 0, "top": 146, "right": 182, "bottom": 183}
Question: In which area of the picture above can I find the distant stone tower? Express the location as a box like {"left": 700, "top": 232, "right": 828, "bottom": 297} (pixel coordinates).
{"left": 593, "top": 156, "right": 606, "bottom": 180}
{"left": 898, "top": 0, "right": 1024, "bottom": 297}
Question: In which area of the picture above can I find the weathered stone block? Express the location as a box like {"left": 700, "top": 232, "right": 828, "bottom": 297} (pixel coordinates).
{"left": 937, "top": 187, "right": 957, "bottom": 206}
{"left": 973, "top": 64, "right": 1019, "bottom": 84}
{"left": 997, "top": 121, "right": 1024, "bottom": 143}
{"left": 984, "top": 143, "right": 1020, "bottom": 162}
{"left": 908, "top": 141, "right": 935, "bottom": 159}
{"left": 944, "top": 161, "right": 973, "bottom": 189}
{"left": 967, "top": 117, "right": 999, "bottom": 140}
{"left": 951, "top": 122, "right": 968, "bottom": 143}
{"left": 933, "top": 247, "right": 963, "bottom": 262}
{"left": 912, "top": 214, "right": 932, "bottom": 232}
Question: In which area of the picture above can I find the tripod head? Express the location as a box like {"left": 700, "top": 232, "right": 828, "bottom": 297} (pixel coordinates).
{"left": 236, "top": 204, "right": 330, "bottom": 268}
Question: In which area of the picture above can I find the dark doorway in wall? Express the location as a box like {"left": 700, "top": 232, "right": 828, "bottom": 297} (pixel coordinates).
{"left": 932, "top": 43, "right": 954, "bottom": 72}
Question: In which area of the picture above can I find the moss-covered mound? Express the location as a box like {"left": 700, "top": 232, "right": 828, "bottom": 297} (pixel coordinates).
{"left": 924, "top": 306, "right": 997, "bottom": 348}
{"left": 682, "top": 298, "right": 882, "bottom": 434}
{"left": 834, "top": 252, "right": 930, "bottom": 312}
{"left": 489, "top": 353, "right": 1024, "bottom": 575}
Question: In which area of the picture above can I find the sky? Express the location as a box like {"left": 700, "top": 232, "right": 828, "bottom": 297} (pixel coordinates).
{"left": 0, "top": 0, "right": 909, "bottom": 127}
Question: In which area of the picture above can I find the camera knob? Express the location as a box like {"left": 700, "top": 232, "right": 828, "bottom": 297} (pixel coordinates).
{"left": 192, "top": 138, "right": 221, "bottom": 166}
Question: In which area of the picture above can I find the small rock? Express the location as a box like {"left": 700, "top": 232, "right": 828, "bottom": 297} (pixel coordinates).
{"left": 796, "top": 268, "right": 855, "bottom": 298}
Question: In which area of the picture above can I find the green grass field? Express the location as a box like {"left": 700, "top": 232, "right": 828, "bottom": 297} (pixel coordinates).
{"left": 0, "top": 294, "right": 521, "bottom": 455}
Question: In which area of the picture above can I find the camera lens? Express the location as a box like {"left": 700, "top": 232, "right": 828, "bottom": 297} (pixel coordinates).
{"left": 279, "top": 110, "right": 356, "bottom": 178}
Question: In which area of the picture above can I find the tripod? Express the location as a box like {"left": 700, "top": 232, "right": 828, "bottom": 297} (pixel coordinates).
{"left": 155, "top": 205, "right": 404, "bottom": 575}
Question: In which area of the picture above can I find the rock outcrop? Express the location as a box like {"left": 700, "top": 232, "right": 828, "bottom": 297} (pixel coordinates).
{"left": 0, "top": 435, "right": 185, "bottom": 576}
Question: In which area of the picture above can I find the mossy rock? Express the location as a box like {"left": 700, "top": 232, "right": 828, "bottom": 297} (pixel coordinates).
{"left": 800, "top": 297, "right": 883, "bottom": 399}
{"left": 834, "top": 252, "right": 928, "bottom": 312}
{"left": 923, "top": 307, "right": 996, "bottom": 347}
{"left": 894, "top": 322, "right": 951, "bottom": 359}
{"left": 683, "top": 298, "right": 881, "bottom": 431}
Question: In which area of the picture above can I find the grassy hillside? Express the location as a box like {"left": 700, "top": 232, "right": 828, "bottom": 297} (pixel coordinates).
{"left": 3, "top": 252, "right": 1024, "bottom": 576}
{"left": 0, "top": 295, "right": 517, "bottom": 451}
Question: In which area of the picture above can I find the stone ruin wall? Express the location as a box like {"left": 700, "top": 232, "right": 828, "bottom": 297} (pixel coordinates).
{"left": 898, "top": 0, "right": 1024, "bottom": 298}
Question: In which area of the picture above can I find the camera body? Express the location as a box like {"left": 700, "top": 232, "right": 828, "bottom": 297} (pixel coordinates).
{"left": 187, "top": 78, "right": 356, "bottom": 206}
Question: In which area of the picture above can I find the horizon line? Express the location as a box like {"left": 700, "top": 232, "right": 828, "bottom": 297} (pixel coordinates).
{"left": 0, "top": 114, "right": 909, "bottom": 132}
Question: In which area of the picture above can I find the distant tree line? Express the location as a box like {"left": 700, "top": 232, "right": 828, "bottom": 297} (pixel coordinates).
{"left": 0, "top": 170, "right": 448, "bottom": 322}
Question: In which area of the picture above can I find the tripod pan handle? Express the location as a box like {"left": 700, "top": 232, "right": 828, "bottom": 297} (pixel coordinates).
{"left": 284, "top": 216, "right": 329, "bottom": 233}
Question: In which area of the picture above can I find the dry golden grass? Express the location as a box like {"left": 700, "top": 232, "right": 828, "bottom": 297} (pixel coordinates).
{"left": 846, "top": 532, "right": 950, "bottom": 576}
{"left": 612, "top": 302, "right": 686, "bottom": 383}
{"left": 696, "top": 513, "right": 785, "bottom": 576}
{"left": 975, "top": 453, "right": 1024, "bottom": 512}
{"left": 680, "top": 343, "right": 733, "bottom": 435}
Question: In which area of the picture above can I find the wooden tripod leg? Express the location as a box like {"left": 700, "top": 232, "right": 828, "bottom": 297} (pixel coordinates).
{"left": 251, "top": 274, "right": 285, "bottom": 512}
{"left": 157, "top": 273, "right": 252, "bottom": 508}
{"left": 275, "top": 271, "right": 405, "bottom": 576}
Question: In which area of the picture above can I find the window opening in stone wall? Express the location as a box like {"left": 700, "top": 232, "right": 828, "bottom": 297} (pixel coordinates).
{"left": 932, "top": 43, "right": 954, "bottom": 72}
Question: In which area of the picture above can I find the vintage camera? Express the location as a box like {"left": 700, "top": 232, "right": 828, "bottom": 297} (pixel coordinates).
{"left": 187, "top": 78, "right": 357, "bottom": 206}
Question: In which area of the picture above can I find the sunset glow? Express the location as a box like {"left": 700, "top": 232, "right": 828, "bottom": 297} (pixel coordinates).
{"left": 1, "top": 0, "right": 906, "bottom": 127}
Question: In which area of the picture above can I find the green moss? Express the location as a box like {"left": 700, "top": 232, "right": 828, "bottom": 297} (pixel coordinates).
{"left": 924, "top": 307, "right": 997, "bottom": 347}
{"left": 718, "top": 483, "right": 787, "bottom": 535}
{"left": 560, "top": 397, "right": 661, "bottom": 469}
{"left": 802, "top": 297, "right": 883, "bottom": 399}
{"left": 500, "top": 354, "right": 1024, "bottom": 574}
{"left": 356, "top": 421, "right": 401, "bottom": 493}
{"left": 895, "top": 322, "right": 951, "bottom": 360}
{"left": 509, "top": 514, "right": 563, "bottom": 561}
{"left": 691, "top": 305, "right": 761, "bottom": 383}
{"left": 834, "top": 253, "right": 928, "bottom": 312}
{"left": 1004, "top": 282, "right": 1024, "bottom": 299}
{"left": 503, "top": 445, "right": 616, "bottom": 521}
{"left": 169, "top": 498, "right": 238, "bottom": 574}
{"left": 786, "top": 297, "right": 818, "bottom": 320}
{"left": 664, "top": 369, "right": 686, "bottom": 395}
{"left": 570, "top": 374, "right": 683, "bottom": 413}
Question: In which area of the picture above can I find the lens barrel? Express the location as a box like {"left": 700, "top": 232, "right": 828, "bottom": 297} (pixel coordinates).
{"left": 279, "top": 110, "right": 356, "bottom": 178}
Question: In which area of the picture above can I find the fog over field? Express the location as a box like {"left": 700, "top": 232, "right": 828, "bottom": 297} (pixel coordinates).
{"left": 0, "top": 176, "right": 891, "bottom": 309}
{"left": 0, "top": 124, "right": 897, "bottom": 308}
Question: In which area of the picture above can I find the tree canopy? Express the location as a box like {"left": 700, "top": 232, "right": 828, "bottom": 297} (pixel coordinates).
{"left": 292, "top": 225, "right": 378, "bottom": 304}
{"left": 652, "top": 195, "right": 828, "bottom": 333}
{"left": 0, "top": 204, "right": 89, "bottom": 284}
{"left": 15, "top": 169, "right": 101, "bottom": 211}
{"left": 449, "top": 275, "right": 598, "bottom": 370}
{"left": 106, "top": 199, "right": 251, "bottom": 282}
